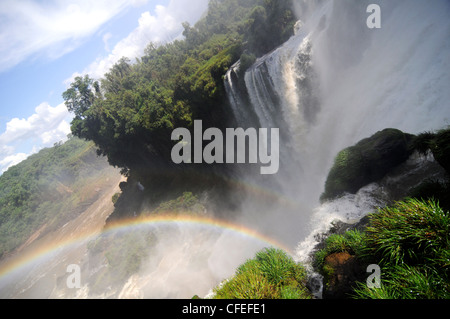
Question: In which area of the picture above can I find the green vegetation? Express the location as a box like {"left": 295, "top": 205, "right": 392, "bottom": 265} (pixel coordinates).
{"left": 413, "top": 128, "right": 450, "bottom": 174}
{"left": 313, "top": 230, "right": 367, "bottom": 270}
{"left": 0, "top": 136, "right": 117, "bottom": 258}
{"left": 365, "top": 199, "right": 449, "bottom": 267}
{"left": 322, "top": 127, "right": 450, "bottom": 203}
{"left": 316, "top": 126, "right": 450, "bottom": 299}
{"left": 410, "top": 179, "right": 450, "bottom": 212}
{"left": 321, "top": 128, "right": 415, "bottom": 202}
{"left": 315, "top": 199, "right": 449, "bottom": 299}
{"left": 62, "top": 0, "right": 296, "bottom": 193}
{"left": 410, "top": 127, "right": 450, "bottom": 211}
{"left": 212, "top": 248, "right": 312, "bottom": 299}
{"left": 152, "top": 192, "right": 206, "bottom": 215}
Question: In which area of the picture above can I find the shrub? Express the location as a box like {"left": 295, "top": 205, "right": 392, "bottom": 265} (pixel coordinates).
{"left": 238, "top": 52, "right": 256, "bottom": 76}
{"left": 412, "top": 127, "right": 450, "bottom": 174}
{"left": 213, "top": 248, "right": 312, "bottom": 299}
{"left": 111, "top": 192, "right": 121, "bottom": 204}
{"left": 315, "top": 198, "right": 449, "bottom": 299}
{"left": 355, "top": 198, "right": 449, "bottom": 299}
{"left": 314, "top": 230, "right": 367, "bottom": 269}
{"left": 365, "top": 198, "right": 449, "bottom": 267}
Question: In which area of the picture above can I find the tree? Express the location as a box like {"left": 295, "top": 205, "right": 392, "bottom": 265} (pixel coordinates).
{"left": 101, "top": 57, "right": 132, "bottom": 94}
{"left": 62, "top": 75, "right": 99, "bottom": 119}
{"left": 61, "top": 0, "right": 296, "bottom": 191}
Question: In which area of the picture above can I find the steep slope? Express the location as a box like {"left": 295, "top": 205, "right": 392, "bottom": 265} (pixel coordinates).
{"left": 0, "top": 136, "right": 121, "bottom": 259}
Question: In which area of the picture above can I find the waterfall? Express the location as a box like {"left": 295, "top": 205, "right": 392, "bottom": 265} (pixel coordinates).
{"left": 2, "top": 0, "right": 449, "bottom": 300}
{"left": 224, "top": 0, "right": 450, "bottom": 257}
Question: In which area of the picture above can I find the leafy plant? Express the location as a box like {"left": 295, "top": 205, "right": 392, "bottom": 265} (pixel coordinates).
{"left": 365, "top": 198, "right": 449, "bottom": 267}
{"left": 212, "top": 247, "right": 312, "bottom": 299}
{"left": 315, "top": 198, "right": 449, "bottom": 299}
{"left": 314, "top": 230, "right": 367, "bottom": 269}
{"left": 62, "top": 0, "right": 297, "bottom": 191}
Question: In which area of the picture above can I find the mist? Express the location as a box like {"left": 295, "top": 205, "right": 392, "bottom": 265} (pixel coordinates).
{"left": 116, "top": 224, "right": 271, "bottom": 299}
{"left": 225, "top": 0, "right": 450, "bottom": 253}
{"left": 1, "top": 0, "right": 449, "bottom": 299}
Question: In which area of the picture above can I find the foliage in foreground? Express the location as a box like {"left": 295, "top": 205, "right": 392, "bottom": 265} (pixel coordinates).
{"left": 354, "top": 198, "right": 449, "bottom": 299}
{"left": 313, "top": 229, "right": 367, "bottom": 270}
{"left": 212, "top": 247, "right": 312, "bottom": 299}
{"left": 315, "top": 198, "right": 450, "bottom": 299}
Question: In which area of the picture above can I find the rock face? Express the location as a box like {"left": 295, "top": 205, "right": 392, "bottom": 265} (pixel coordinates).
{"left": 321, "top": 128, "right": 415, "bottom": 202}
{"left": 315, "top": 127, "right": 450, "bottom": 299}
{"left": 416, "top": 129, "right": 450, "bottom": 175}
{"left": 322, "top": 252, "right": 365, "bottom": 299}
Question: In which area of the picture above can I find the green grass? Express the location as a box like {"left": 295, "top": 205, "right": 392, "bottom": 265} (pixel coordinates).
{"left": 353, "top": 263, "right": 448, "bottom": 299}
{"left": 314, "top": 230, "right": 368, "bottom": 270}
{"left": 354, "top": 198, "right": 449, "bottom": 299}
{"left": 365, "top": 198, "right": 449, "bottom": 267}
{"left": 212, "top": 248, "right": 312, "bottom": 299}
{"left": 316, "top": 198, "right": 449, "bottom": 299}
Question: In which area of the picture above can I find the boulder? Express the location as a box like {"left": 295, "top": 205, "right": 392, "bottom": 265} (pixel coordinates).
{"left": 322, "top": 252, "right": 365, "bottom": 299}
{"left": 321, "top": 128, "right": 415, "bottom": 202}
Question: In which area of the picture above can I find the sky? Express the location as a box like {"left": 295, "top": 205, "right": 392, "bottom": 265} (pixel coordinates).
{"left": 0, "top": 0, "right": 209, "bottom": 173}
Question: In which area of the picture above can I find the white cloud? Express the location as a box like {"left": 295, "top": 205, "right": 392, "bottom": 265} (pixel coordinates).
{"left": 130, "top": 0, "right": 150, "bottom": 7}
{"left": 0, "top": 102, "right": 73, "bottom": 173}
{"left": 0, "top": 153, "right": 29, "bottom": 173}
{"left": 103, "top": 32, "right": 113, "bottom": 52}
{"left": 69, "top": 0, "right": 209, "bottom": 80}
{"left": 0, "top": 0, "right": 147, "bottom": 72}
{"left": 40, "top": 120, "right": 71, "bottom": 145}
{"left": 0, "top": 0, "right": 209, "bottom": 173}
{"left": 0, "top": 103, "right": 71, "bottom": 144}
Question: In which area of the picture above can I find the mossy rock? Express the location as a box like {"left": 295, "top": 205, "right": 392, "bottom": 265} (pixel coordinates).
{"left": 321, "top": 128, "right": 415, "bottom": 202}
{"left": 429, "top": 129, "right": 450, "bottom": 173}
{"left": 413, "top": 128, "right": 450, "bottom": 175}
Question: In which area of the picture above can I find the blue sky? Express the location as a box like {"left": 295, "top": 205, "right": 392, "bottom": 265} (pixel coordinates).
{"left": 0, "top": 0, "right": 209, "bottom": 173}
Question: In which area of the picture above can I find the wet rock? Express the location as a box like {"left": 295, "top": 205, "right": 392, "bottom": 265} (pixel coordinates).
{"left": 321, "top": 128, "right": 415, "bottom": 202}
{"left": 322, "top": 252, "right": 365, "bottom": 299}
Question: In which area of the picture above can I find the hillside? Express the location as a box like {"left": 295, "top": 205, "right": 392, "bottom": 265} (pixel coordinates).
{"left": 0, "top": 0, "right": 448, "bottom": 301}
{"left": 0, "top": 136, "right": 121, "bottom": 259}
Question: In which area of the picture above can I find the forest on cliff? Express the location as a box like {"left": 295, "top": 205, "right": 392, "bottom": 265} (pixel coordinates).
{"left": 1, "top": 0, "right": 448, "bottom": 300}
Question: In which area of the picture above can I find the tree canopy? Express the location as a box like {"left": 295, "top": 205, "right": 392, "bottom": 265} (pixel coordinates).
{"left": 63, "top": 0, "right": 296, "bottom": 184}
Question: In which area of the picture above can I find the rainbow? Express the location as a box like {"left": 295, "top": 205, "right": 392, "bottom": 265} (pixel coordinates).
{"left": 0, "top": 214, "right": 292, "bottom": 282}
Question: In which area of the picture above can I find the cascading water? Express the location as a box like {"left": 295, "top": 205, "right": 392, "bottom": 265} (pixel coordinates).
{"left": 224, "top": 0, "right": 450, "bottom": 270}
{"left": 1, "top": 0, "right": 449, "bottom": 300}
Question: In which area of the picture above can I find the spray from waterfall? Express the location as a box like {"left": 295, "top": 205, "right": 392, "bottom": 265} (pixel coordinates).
{"left": 1, "top": 0, "right": 449, "bottom": 299}
{"left": 225, "top": 0, "right": 450, "bottom": 264}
